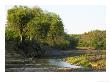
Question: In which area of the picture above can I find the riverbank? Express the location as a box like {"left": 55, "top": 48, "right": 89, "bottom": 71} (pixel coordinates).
{"left": 64, "top": 54, "right": 106, "bottom": 71}
{"left": 44, "top": 49, "right": 105, "bottom": 57}
{"left": 5, "top": 47, "right": 106, "bottom": 72}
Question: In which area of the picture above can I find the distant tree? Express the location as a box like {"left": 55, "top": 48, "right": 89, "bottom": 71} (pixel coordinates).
{"left": 78, "top": 30, "right": 106, "bottom": 50}
{"left": 91, "top": 30, "right": 106, "bottom": 50}
{"left": 64, "top": 34, "right": 79, "bottom": 49}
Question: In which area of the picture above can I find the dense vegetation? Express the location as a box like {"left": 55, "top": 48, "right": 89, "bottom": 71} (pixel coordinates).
{"left": 5, "top": 6, "right": 67, "bottom": 57}
{"left": 5, "top": 6, "right": 106, "bottom": 58}
{"left": 64, "top": 52, "right": 106, "bottom": 71}
{"left": 78, "top": 30, "right": 106, "bottom": 50}
{"left": 5, "top": 6, "right": 106, "bottom": 72}
{"left": 64, "top": 30, "right": 106, "bottom": 50}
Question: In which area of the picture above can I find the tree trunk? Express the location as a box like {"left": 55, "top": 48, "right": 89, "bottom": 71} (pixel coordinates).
{"left": 20, "top": 35, "right": 22, "bottom": 42}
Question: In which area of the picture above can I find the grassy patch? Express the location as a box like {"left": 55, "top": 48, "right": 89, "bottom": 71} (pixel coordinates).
{"left": 64, "top": 54, "right": 106, "bottom": 71}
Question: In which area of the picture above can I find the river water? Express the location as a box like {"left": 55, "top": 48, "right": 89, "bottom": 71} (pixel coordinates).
{"left": 5, "top": 50, "right": 105, "bottom": 72}
{"left": 48, "top": 59, "right": 82, "bottom": 68}
{"left": 6, "top": 57, "right": 83, "bottom": 72}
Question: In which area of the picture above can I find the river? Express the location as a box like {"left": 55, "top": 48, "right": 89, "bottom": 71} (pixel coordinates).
{"left": 5, "top": 57, "right": 83, "bottom": 72}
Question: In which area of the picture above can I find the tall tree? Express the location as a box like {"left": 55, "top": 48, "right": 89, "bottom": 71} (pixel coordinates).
{"left": 7, "top": 6, "right": 43, "bottom": 42}
{"left": 46, "top": 13, "right": 64, "bottom": 48}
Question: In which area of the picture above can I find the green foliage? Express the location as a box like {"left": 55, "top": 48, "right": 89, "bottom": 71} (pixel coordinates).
{"left": 7, "top": 6, "right": 37, "bottom": 41}
{"left": 6, "top": 5, "right": 106, "bottom": 58}
{"left": 64, "top": 34, "right": 79, "bottom": 49}
{"left": 78, "top": 30, "right": 106, "bottom": 50}
{"left": 5, "top": 27, "right": 20, "bottom": 41}
{"left": 6, "top": 5, "right": 66, "bottom": 57}
{"left": 46, "top": 13, "right": 64, "bottom": 48}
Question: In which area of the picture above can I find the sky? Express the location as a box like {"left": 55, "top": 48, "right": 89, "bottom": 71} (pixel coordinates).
{"left": 5, "top": 5, "right": 106, "bottom": 34}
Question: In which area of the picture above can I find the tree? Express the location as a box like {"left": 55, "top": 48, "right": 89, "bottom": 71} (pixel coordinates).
{"left": 78, "top": 30, "right": 106, "bottom": 50}
{"left": 7, "top": 6, "right": 42, "bottom": 42}
{"left": 64, "top": 34, "right": 79, "bottom": 49}
{"left": 46, "top": 13, "right": 64, "bottom": 48}
{"left": 91, "top": 30, "right": 106, "bottom": 50}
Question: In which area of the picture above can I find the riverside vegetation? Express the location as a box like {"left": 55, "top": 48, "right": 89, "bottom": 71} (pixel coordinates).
{"left": 5, "top": 6, "right": 106, "bottom": 72}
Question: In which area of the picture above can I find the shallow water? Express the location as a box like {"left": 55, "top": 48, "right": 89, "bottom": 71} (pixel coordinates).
{"left": 6, "top": 57, "right": 83, "bottom": 72}
{"left": 48, "top": 59, "right": 82, "bottom": 68}
{"left": 30, "top": 57, "right": 83, "bottom": 69}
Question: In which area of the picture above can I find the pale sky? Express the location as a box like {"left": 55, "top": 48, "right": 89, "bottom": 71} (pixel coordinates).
{"left": 5, "top": 5, "right": 106, "bottom": 34}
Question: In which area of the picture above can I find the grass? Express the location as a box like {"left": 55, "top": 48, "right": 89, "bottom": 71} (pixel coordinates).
{"left": 64, "top": 53, "right": 106, "bottom": 71}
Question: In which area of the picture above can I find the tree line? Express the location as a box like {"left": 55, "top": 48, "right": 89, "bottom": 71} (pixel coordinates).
{"left": 69, "top": 30, "right": 106, "bottom": 50}
{"left": 5, "top": 6, "right": 106, "bottom": 58}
